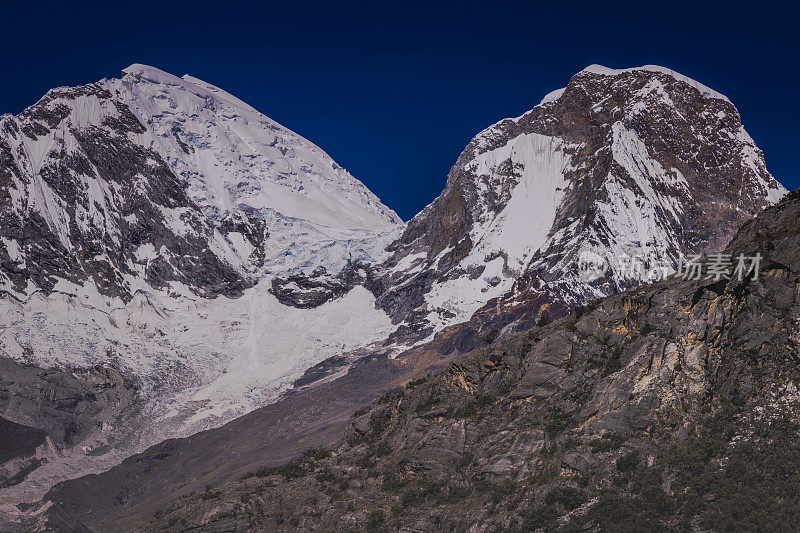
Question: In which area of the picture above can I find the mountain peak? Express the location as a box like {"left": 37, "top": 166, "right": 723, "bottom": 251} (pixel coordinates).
{"left": 578, "top": 64, "right": 731, "bottom": 102}
{"left": 541, "top": 64, "right": 731, "bottom": 106}
{"left": 0, "top": 65, "right": 405, "bottom": 503}
{"left": 0, "top": 64, "right": 402, "bottom": 301}
{"left": 122, "top": 63, "right": 180, "bottom": 83}
{"left": 121, "top": 63, "right": 262, "bottom": 115}
{"left": 375, "top": 63, "right": 785, "bottom": 345}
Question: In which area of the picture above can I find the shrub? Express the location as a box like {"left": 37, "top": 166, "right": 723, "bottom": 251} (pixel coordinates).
{"left": 366, "top": 509, "right": 386, "bottom": 531}
{"left": 589, "top": 433, "right": 624, "bottom": 453}
{"left": 544, "top": 407, "right": 575, "bottom": 436}
{"left": 615, "top": 451, "right": 640, "bottom": 473}
{"left": 406, "top": 376, "right": 428, "bottom": 389}
{"left": 544, "top": 486, "right": 584, "bottom": 510}
{"left": 483, "top": 329, "right": 500, "bottom": 344}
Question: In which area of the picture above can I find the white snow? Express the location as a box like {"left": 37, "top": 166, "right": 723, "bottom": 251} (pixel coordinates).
{"left": 423, "top": 133, "right": 575, "bottom": 330}
{"left": 174, "top": 285, "right": 394, "bottom": 425}
{"left": 406, "top": 63, "right": 786, "bottom": 339}
{"left": 734, "top": 127, "right": 787, "bottom": 203}
{"left": 539, "top": 64, "right": 732, "bottom": 111}
{"left": 539, "top": 87, "right": 565, "bottom": 105}
{"left": 0, "top": 280, "right": 394, "bottom": 503}
{"left": 391, "top": 251, "right": 428, "bottom": 274}
{"left": 1, "top": 238, "right": 23, "bottom": 264}
{"left": 119, "top": 64, "right": 401, "bottom": 232}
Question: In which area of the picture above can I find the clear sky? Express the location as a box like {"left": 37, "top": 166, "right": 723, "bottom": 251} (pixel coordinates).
{"left": 2, "top": 1, "right": 797, "bottom": 220}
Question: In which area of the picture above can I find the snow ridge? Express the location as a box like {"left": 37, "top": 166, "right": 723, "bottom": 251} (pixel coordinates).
{"left": 539, "top": 64, "right": 732, "bottom": 106}
{"left": 120, "top": 64, "right": 401, "bottom": 231}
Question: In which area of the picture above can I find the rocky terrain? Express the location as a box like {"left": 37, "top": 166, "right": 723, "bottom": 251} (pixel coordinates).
{"left": 372, "top": 65, "right": 785, "bottom": 346}
{"left": 0, "top": 63, "right": 789, "bottom": 530}
{"left": 149, "top": 186, "right": 800, "bottom": 532}
{"left": 0, "top": 64, "right": 402, "bottom": 511}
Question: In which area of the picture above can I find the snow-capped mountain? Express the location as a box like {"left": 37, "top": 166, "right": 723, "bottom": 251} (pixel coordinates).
{"left": 372, "top": 65, "right": 786, "bottom": 345}
{"left": 0, "top": 65, "right": 402, "bottom": 504}
{"left": 0, "top": 63, "right": 787, "bottom": 515}
{"left": 0, "top": 63, "right": 400, "bottom": 300}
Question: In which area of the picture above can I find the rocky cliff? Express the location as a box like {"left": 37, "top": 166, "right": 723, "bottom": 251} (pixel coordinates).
{"left": 150, "top": 188, "right": 800, "bottom": 532}
{"left": 373, "top": 65, "right": 785, "bottom": 346}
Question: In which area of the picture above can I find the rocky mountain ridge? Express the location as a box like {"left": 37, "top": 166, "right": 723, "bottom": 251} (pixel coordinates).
{"left": 0, "top": 64, "right": 403, "bottom": 510}
{"left": 150, "top": 186, "right": 800, "bottom": 532}
{"left": 372, "top": 64, "right": 785, "bottom": 347}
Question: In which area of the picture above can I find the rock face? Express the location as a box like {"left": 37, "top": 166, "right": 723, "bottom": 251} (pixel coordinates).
{"left": 0, "top": 64, "right": 401, "bottom": 302}
{"left": 373, "top": 65, "right": 785, "bottom": 346}
{"left": 0, "top": 63, "right": 788, "bottom": 528}
{"left": 0, "top": 79, "right": 262, "bottom": 300}
{"left": 149, "top": 189, "right": 800, "bottom": 533}
{"left": 0, "top": 359, "right": 139, "bottom": 494}
{"left": 269, "top": 262, "right": 374, "bottom": 309}
{"left": 0, "top": 64, "right": 402, "bottom": 507}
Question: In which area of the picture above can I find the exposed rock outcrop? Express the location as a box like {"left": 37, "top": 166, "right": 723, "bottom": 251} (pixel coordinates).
{"left": 150, "top": 189, "right": 800, "bottom": 532}
{"left": 373, "top": 65, "right": 785, "bottom": 345}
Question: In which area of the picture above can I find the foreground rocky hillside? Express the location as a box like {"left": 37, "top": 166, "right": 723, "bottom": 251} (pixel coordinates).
{"left": 151, "top": 187, "right": 800, "bottom": 532}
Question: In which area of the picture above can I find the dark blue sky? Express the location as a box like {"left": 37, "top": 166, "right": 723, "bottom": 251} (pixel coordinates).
{"left": 2, "top": 1, "right": 797, "bottom": 220}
